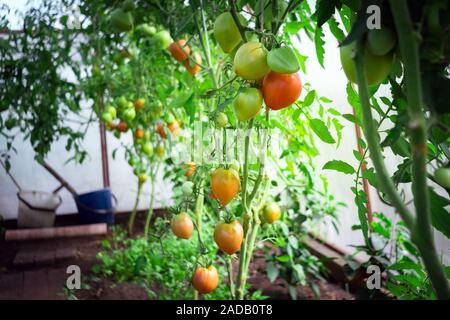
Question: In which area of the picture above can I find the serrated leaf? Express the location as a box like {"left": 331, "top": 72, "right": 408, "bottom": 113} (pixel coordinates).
{"left": 309, "top": 118, "right": 335, "bottom": 143}
{"left": 314, "top": 27, "right": 325, "bottom": 67}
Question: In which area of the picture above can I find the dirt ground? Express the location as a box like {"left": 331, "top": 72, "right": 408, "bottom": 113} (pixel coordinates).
{"left": 0, "top": 212, "right": 354, "bottom": 300}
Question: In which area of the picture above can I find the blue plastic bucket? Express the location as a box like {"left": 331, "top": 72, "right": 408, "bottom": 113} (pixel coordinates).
{"left": 75, "top": 188, "right": 116, "bottom": 224}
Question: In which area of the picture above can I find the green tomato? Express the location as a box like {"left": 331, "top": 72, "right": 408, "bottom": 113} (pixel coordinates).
{"left": 116, "top": 96, "right": 128, "bottom": 110}
{"left": 233, "top": 88, "right": 263, "bottom": 121}
{"left": 113, "top": 130, "right": 121, "bottom": 139}
{"left": 340, "top": 42, "right": 393, "bottom": 86}
{"left": 136, "top": 23, "right": 156, "bottom": 37}
{"left": 181, "top": 181, "right": 194, "bottom": 197}
{"left": 164, "top": 113, "right": 176, "bottom": 124}
{"left": 434, "top": 167, "right": 450, "bottom": 189}
{"left": 101, "top": 111, "right": 113, "bottom": 124}
{"left": 233, "top": 42, "right": 270, "bottom": 80}
{"left": 142, "top": 143, "right": 154, "bottom": 157}
{"left": 155, "top": 30, "right": 173, "bottom": 50}
{"left": 215, "top": 112, "right": 228, "bottom": 128}
{"left": 128, "top": 156, "right": 138, "bottom": 166}
{"left": 367, "top": 27, "right": 396, "bottom": 56}
{"left": 110, "top": 8, "right": 133, "bottom": 32}
{"left": 105, "top": 105, "right": 117, "bottom": 119}
{"left": 214, "top": 12, "right": 245, "bottom": 54}
{"left": 123, "top": 107, "right": 136, "bottom": 122}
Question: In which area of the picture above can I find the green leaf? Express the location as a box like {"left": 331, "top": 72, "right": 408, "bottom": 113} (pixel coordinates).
{"left": 276, "top": 255, "right": 290, "bottom": 263}
{"left": 266, "top": 262, "right": 279, "bottom": 283}
{"left": 303, "top": 90, "right": 316, "bottom": 107}
{"left": 327, "top": 17, "right": 345, "bottom": 42}
{"left": 323, "top": 160, "right": 355, "bottom": 174}
{"left": 293, "top": 264, "right": 306, "bottom": 285}
{"left": 309, "top": 118, "right": 335, "bottom": 143}
{"left": 315, "top": 0, "right": 338, "bottom": 27}
{"left": 429, "top": 188, "right": 450, "bottom": 240}
{"left": 267, "top": 46, "right": 300, "bottom": 73}
{"left": 342, "top": 113, "right": 361, "bottom": 126}
{"left": 314, "top": 27, "right": 325, "bottom": 67}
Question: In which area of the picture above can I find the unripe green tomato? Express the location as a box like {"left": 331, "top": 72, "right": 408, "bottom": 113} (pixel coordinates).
{"left": 367, "top": 27, "right": 396, "bottom": 56}
{"left": 233, "top": 87, "right": 263, "bottom": 121}
{"left": 123, "top": 107, "right": 136, "bottom": 122}
{"left": 116, "top": 96, "right": 128, "bottom": 110}
{"left": 101, "top": 111, "right": 113, "bottom": 124}
{"left": 142, "top": 143, "right": 153, "bottom": 157}
{"left": 164, "top": 113, "right": 176, "bottom": 124}
{"left": 215, "top": 112, "right": 228, "bottom": 128}
{"left": 138, "top": 173, "right": 148, "bottom": 184}
{"left": 340, "top": 42, "right": 394, "bottom": 86}
{"left": 110, "top": 8, "right": 133, "bottom": 33}
{"left": 155, "top": 30, "right": 173, "bottom": 50}
{"left": 122, "top": 0, "right": 136, "bottom": 12}
{"left": 213, "top": 12, "right": 245, "bottom": 53}
{"left": 181, "top": 181, "right": 194, "bottom": 197}
{"left": 434, "top": 167, "right": 450, "bottom": 189}
{"left": 105, "top": 105, "right": 117, "bottom": 119}
{"left": 128, "top": 156, "right": 138, "bottom": 166}
{"left": 233, "top": 42, "right": 270, "bottom": 80}
{"left": 113, "top": 130, "right": 121, "bottom": 139}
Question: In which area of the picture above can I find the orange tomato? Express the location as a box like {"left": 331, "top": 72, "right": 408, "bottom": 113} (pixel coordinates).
{"left": 117, "top": 121, "right": 129, "bottom": 132}
{"left": 192, "top": 266, "right": 219, "bottom": 294}
{"left": 134, "top": 98, "right": 145, "bottom": 110}
{"left": 214, "top": 220, "right": 244, "bottom": 255}
{"left": 169, "top": 39, "right": 191, "bottom": 61}
{"left": 107, "top": 122, "right": 117, "bottom": 130}
{"left": 210, "top": 189, "right": 217, "bottom": 199}
{"left": 211, "top": 168, "right": 240, "bottom": 206}
{"left": 156, "top": 122, "right": 167, "bottom": 139}
{"left": 183, "top": 162, "right": 196, "bottom": 177}
{"left": 262, "top": 71, "right": 302, "bottom": 110}
{"left": 183, "top": 52, "right": 202, "bottom": 76}
{"left": 168, "top": 120, "right": 180, "bottom": 137}
{"left": 171, "top": 212, "right": 194, "bottom": 239}
{"left": 135, "top": 128, "right": 144, "bottom": 139}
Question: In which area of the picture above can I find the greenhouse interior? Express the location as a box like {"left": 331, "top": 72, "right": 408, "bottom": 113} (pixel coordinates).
{"left": 0, "top": 0, "right": 449, "bottom": 307}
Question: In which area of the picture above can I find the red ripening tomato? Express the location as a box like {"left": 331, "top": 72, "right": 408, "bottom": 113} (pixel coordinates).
{"left": 183, "top": 162, "right": 196, "bottom": 177}
{"left": 171, "top": 212, "right": 194, "bottom": 239}
{"left": 117, "top": 121, "right": 129, "bottom": 132}
{"left": 183, "top": 52, "right": 202, "bottom": 76}
{"left": 169, "top": 39, "right": 191, "bottom": 62}
{"left": 192, "top": 266, "right": 219, "bottom": 294}
{"left": 156, "top": 122, "right": 167, "bottom": 139}
{"left": 214, "top": 220, "right": 244, "bottom": 255}
{"left": 262, "top": 71, "right": 302, "bottom": 110}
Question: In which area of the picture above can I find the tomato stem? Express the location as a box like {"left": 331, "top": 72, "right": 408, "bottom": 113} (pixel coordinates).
{"left": 127, "top": 181, "right": 142, "bottom": 236}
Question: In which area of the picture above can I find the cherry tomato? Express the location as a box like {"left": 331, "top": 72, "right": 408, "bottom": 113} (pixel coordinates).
{"left": 156, "top": 122, "right": 167, "bottom": 139}
{"left": 263, "top": 202, "right": 281, "bottom": 224}
{"left": 183, "top": 162, "right": 196, "bottom": 177}
{"left": 135, "top": 128, "right": 144, "bottom": 139}
{"left": 117, "top": 121, "right": 129, "bottom": 132}
{"left": 138, "top": 174, "right": 147, "bottom": 184}
{"left": 183, "top": 52, "right": 202, "bottom": 76}
{"left": 134, "top": 98, "right": 145, "bottom": 110}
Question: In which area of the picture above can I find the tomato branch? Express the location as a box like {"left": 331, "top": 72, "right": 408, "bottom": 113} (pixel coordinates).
{"left": 229, "top": 0, "right": 248, "bottom": 43}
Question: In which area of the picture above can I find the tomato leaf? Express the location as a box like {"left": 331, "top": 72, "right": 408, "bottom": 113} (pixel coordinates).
{"left": 309, "top": 118, "right": 335, "bottom": 144}
{"left": 429, "top": 188, "right": 450, "bottom": 240}
{"left": 314, "top": 27, "right": 325, "bottom": 67}
{"left": 323, "top": 160, "right": 355, "bottom": 174}
{"left": 266, "top": 262, "right": 279, "bottom": 283}
{"left": 314, "top": 0, "right": 338, "bottom": 27}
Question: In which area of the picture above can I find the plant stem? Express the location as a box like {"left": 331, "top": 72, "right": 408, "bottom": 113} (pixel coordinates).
{"left": 353, "top": 41, "right": 414, "bottom": 230}
{"left": 229, "top": 0, "right": 248, "bottom": 42}
{"left": 144, "top": 161, "right": 160, "bottom": 238}
{"left": 128, "top": 182, "right": 142, "bottom": 236}
{"left": 389, "top": 0, "right": 450, "bottom": 299}
{"left": 226, "top": 256, "right": 235, "bottom": 300}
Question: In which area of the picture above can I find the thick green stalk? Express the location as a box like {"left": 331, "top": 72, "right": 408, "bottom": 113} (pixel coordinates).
{"left": 227, "top": 256, "right": 235, "bottom": 300}
{"left": 389, "top": 0, "right": 450, "bottom": 299}
{"left": 143, "top": 162, "right": 160, "bottom": 238}
{"left": 353, "top": 42, "right": 414, "bottom": 230}
{"left": 128, "top": 182, "right": 142, "bottom": 236}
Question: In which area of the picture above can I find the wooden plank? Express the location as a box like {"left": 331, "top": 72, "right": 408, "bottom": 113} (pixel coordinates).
{"left": 5, "top": 223, "right": 107, "bottom": 241}
{"left": 22, "top": 269, "right": 49, "bottom": 300}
